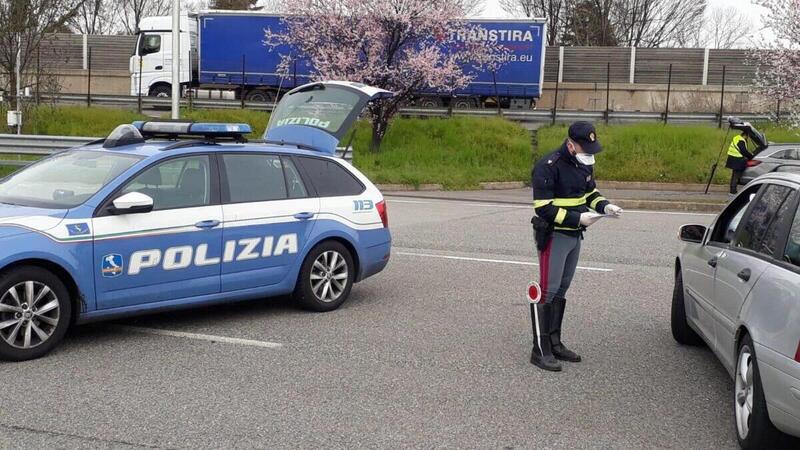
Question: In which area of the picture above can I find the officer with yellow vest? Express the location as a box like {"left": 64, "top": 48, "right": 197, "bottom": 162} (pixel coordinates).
{"left": 726, "top": 131, "right": 754, "bottom": 194}
{"left": 529, "top": 122, "right": 622, "bottom": 372}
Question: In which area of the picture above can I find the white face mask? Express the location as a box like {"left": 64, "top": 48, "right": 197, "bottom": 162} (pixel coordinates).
{"left": 575, "top": 153, "right": 595, "bottom": 166}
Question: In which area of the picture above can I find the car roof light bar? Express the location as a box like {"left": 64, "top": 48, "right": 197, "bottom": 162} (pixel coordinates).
{"left": 130, "top": 120, "right": 253, "bottom": 144}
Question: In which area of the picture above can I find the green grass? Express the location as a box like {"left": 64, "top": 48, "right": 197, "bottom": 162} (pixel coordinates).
{"left": 351, "top": 116, "right": 533, "bottom": 189}
{"left": 537, "top": 123, "right": 800, "bottom": 185}
{"left": 2, "top": 105, "right": 799, "bottom": 187}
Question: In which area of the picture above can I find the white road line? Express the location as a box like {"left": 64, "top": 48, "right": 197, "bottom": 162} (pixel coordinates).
{"left": 115, "top": 326, "right": 283, "bottom": 349}
{"left": 386, "top": 196, "right": 717, "bottom": 216}
{"left": 395, "top": 251, "right": 613, "bottom": 272}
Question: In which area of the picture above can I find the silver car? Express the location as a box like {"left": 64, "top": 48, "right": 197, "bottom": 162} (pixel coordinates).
{"left": 741, "top": 144, "right": 800, "bottom": 185}
{"left": 673, "top": 172, "right": 800, "bottom": 449}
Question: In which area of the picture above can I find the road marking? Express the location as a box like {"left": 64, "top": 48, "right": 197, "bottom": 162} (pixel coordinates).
{"left": 115, "top": 325, "right": 283, "bottom": 348}
{"left": 386, "top": 196, "right": 717, "bottom": 216}
{"left": 395, "top": 251, "right": 613, "bottom": 272}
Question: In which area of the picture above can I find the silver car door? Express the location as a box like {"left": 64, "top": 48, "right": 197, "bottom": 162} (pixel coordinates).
{"left": 713, "top": 184, "right": 798, "bottom": 370}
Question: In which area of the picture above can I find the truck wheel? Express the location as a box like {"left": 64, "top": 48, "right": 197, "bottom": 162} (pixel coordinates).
{"left": 671, "top": 267, "right": 703, "bottom": 346}
{"left": 735, "top": 335, "right": 788, "bottom": 449}
{"left": 452, "top": 98, "right": 474, "bottom": 109}
{"left": 0, "top": 267, "right": 72, "bottom": 361}
{"left": 294, "top": 241, "right": 354, "bottom": 312}
{"left": 419, "top": 97, "right": 443, "bottom": 108}
{"left": 149, "top": 85, "right": 171, "bottom": 98}
{"left": 245, "top": 90, "right": 274, "bottom": 103}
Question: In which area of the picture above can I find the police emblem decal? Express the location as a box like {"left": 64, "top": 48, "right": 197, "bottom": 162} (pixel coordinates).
{"left": 589, "top": 132, "right": 596, "bottom": 142}
{"left": 66, "top": 222, "right": 90, "bottom": 236}
{"left": 101, "top": 254, "right": 124, "bottom": 278}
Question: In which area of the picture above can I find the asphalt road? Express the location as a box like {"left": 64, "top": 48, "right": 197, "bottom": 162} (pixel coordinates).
{"left": 0, "top": 196, "right": 741, "bottom": 449}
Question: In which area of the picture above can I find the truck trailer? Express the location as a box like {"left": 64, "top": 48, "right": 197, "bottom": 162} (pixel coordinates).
{"left": 130, "top": 11, "right": 546, "bottom": 109}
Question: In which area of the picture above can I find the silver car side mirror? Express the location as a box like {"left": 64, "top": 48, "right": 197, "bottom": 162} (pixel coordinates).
{"left": 679, "top": 224, "right": 707, "bottom": 244}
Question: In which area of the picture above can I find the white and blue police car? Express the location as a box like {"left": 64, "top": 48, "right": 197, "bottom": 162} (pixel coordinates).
{"left": 0, "top": 81, "right": 392, "bottom": 361}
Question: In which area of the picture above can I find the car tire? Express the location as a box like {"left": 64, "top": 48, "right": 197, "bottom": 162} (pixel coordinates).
{"left": 294, "top": 241, "right": 355, "bottom": 312}
{"left": 735, "top": 334, "right": 788, "bottom": 449}
{"left": 0, "top": 267, "right": 72, "bottom": 361}
{"left": 671, "top": 266, "right": 703, "bottom": 346}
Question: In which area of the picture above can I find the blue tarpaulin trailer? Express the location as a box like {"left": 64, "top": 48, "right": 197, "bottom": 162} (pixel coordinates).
{"left": 136, "top": 12, "right": 546, "bottom": 108}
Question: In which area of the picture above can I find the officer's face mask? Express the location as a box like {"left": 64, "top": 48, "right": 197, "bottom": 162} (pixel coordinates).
{"left": 575, "top": 153, "right": 595, "bottom": 166}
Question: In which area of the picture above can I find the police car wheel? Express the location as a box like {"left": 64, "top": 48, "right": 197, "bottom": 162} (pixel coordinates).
{"left": 295, "top": 241, "right": 354, "bottom": 312}
{"left": 0, "top": 267, "right": 71, "bottom": 361}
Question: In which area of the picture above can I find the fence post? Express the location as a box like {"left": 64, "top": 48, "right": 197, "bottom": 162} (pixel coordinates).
{"left": 558, "top": 46, "right": 564, "bottom": 83}
{"left": 82, "top": 34, "right": 88, "bottom": 71}
{"left": 702, "top": 48, "right": 710, "bottom": 86}
{"left": 35, "top": 46, "right": 40, "bottom": 106}
{"left": 241, "top": 54, "right": 246, "bottom": 109}
{"left": 629, "top": 47, "right": 636, "bottom": 84}
{"left": 492, "top": 70, "right": 501, "bottom": 116}
{"left": 664, "top": 63, "right": 672, "bottom": 124}
{"left": 718, "top": 65, "right": 726, "bottom": 128}
{"left": 552, "top": 75, "right": 560, "bottom": 125}
{"left": 137, "top": 56, "right": 143, "bottom": 114}
{"left": 604, "top": 62, "right": 610, "bottom": 125}
{"left": 87, "top": 46, "right": 92, "bottom": 108}
{"left": 776, "top": 98, "right": 782, "bottom": 123}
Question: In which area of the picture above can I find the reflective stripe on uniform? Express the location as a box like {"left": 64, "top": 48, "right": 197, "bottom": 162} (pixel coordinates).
{"left": 553, "top": 197, "right": 587, "bottom": 207}
{"left": 533, "top": 199, "right": 553, "bottom": 208}
{"left": 554, "top": 225, "right": 581, "bottom": 231}
{"left": 589, "top": 194, "right": 607, "bottom": 209}
{"left": 728, "top": 135, "right": 747, "bottom": 158}
{"left": 554, "top": 208, "right": 567, "bottom": 224}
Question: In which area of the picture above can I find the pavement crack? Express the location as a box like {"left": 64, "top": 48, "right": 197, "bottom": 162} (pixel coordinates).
{"left": 0, "top": 422, "right": 173, "bottom": 449}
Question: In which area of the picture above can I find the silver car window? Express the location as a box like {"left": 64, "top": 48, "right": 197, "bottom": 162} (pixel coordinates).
{"left": 735, "top": 184, "right": 795, "bottom": 256}
{"left": 711, "top": 189, "right": 758, "bottom": 244}
{"left": 784, "top": 205, "right": 800, "bottom": 267}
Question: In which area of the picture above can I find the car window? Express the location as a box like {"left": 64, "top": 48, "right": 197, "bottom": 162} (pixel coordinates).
{"left": 784, "top": 204, "right": 800, "bottom": 267}
{"left": 769, "top": 150, "right": 789, "bottom": 160}
{"left": 223, "top": 154, "right": 288, "bottom": 203}
{"left": 789, "top": 149, "right": 800, "bottom": 160}
{"left": 710, "top": 187, "right": 758, "bottom": 244}
{"left": 735, "top": 184, "right": 795, "bottom": 256}
{"left": 282, "top": 157, "right": 308, "bottom": 199}
{"left": 121, "top": 155, "right": 210, "bottom": 211}
{"left": 296, "top": 157, "right": 364, "bottom": 197}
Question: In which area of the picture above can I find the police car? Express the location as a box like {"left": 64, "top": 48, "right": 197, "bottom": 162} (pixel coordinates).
{"left": 0, "top": 81, "right": 392, "bottom": 361}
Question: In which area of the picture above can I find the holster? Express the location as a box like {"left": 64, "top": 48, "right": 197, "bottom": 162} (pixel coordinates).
{"left": 531, "top": 216, "right": 554, "bottom": 252}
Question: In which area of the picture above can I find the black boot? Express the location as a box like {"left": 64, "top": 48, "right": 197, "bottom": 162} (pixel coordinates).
{"left": 530, "top": 303, "right": 562, "bottom": 372}
{"left": 550, "top": 297, "right": 581, "bottom": 362}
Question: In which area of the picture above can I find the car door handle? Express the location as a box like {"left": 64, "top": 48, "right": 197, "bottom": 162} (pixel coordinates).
{"left": 738, "top": 268, "right": 751, "bottom": 282}
{"left": 195, "top": 219, "right": 220, "bottom": 229}
{"left": 155, "top": 65, "right": 163, "bottom": 70}
{"left": 708, "top": 256, "right": 718, "bottom": 268}
{"left": 294, "top": 212, "right": 315, "bottom": 220}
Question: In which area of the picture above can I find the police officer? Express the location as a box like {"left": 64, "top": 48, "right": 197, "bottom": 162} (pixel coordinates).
{"left": 726, "top": 130, "right": 753, "bottom": 195}
{"left": 529, "top": 122, "right": 622, "bottom": 372}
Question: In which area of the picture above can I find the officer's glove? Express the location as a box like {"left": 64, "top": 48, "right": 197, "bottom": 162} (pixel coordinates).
{"left": 604, "top": 204, "right": 624, "bottom": 216}
{"left": 579, "top": 212, "right": 603, "bottom": 227}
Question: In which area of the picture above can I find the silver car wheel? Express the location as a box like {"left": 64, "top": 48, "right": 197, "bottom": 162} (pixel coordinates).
{"left": 310, "top": 251, "right": 348, "bottom": 303}
{"left": 735, "top": 345, "right": 754, "bottom": 440}
{"left": 0, "top": 281, "right": 60, "bottom": 349}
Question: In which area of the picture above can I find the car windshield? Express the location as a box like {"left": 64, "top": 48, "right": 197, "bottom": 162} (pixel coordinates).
{"left": 0, "top": 150, "right": 142, "bottom": 209}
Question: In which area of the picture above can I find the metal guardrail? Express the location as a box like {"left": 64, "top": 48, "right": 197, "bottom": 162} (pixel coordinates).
{"left": 33, "top": 93, "right": 773, "bottom": 124}
{"left": 0, "top": 133, "right": 353, "bottom": 168}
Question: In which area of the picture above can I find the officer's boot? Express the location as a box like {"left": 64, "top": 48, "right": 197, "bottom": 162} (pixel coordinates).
{"left": 530, "top": 303, "right": 562, "bottom": 372}
{"left": 550, "top": 297, "right": 581, "bottom": 362}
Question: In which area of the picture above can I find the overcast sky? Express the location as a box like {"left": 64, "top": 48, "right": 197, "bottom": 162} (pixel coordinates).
{"left": 477, "top": 0, "right": 773, "bottom": 45}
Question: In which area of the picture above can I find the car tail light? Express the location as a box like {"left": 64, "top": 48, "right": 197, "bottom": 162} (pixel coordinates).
{"left": 795, "top": 340, "right": 800, "bottom": 363}
{"left": 746, "top": 159, "right": 762, "bottom": 167}
{"left": 376, "top": 200, "right": 388, "bottom": 228}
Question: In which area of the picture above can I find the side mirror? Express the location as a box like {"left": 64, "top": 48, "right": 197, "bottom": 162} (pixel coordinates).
{"left": 679, "top": 224, "right": 707, "bottom": 244}
{"left": 109, "top": 192, "right": 154, "bottom": 215}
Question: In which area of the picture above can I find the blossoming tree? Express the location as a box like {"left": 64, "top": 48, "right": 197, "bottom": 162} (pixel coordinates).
{"left": 265, "top": 0, "right": 506, "bottom": 151}
{"left": 753, "top": 0, "right": 800, "bottom": 125}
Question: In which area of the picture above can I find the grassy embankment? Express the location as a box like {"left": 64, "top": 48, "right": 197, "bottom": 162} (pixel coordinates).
{"left": 1, "top": 105, "right": 798, "bottom": 188}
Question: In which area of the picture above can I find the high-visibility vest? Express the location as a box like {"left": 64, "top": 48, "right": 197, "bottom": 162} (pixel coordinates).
{"left": 728, "top": 135, "right": 747, "bottom": 158}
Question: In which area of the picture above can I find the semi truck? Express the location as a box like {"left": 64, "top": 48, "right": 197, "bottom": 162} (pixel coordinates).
{"left": 130, "top": 11, "right": 546, "bottom": 109}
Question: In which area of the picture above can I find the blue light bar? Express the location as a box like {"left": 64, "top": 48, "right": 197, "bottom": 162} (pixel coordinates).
{"left": 130, "top": 121, "right": 252, "bottom": 138}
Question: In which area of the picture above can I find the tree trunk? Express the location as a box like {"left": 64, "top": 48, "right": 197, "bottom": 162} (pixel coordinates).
{"left": 370, "top": 118, "right": 386, "bottom": 153}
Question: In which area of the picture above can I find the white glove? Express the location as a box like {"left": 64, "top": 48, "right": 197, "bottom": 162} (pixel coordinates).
{"left": 579, "top": 212, "right": 603, "bottom": 227}
{"left": 604, "top": 204, "right": 624, "bottom": 216}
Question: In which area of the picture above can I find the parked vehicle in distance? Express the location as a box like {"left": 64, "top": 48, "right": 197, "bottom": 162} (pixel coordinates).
{"left": 129, "top": 11, "right": 546, "bottom": 109}
{"left": 740, "top": 144, "right": 800, "bottom": 185}
{"left": 672, "top": 172, "right": 800, "bottom": 449}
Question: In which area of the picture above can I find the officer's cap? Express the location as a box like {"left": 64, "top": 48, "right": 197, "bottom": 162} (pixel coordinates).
{"left": 568, "top": 121, "right": 602, "bottom": 155}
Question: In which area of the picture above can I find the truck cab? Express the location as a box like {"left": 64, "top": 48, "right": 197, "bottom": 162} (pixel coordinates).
{"left": 130, "top": 15, "right": 196, "bottom": 97}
